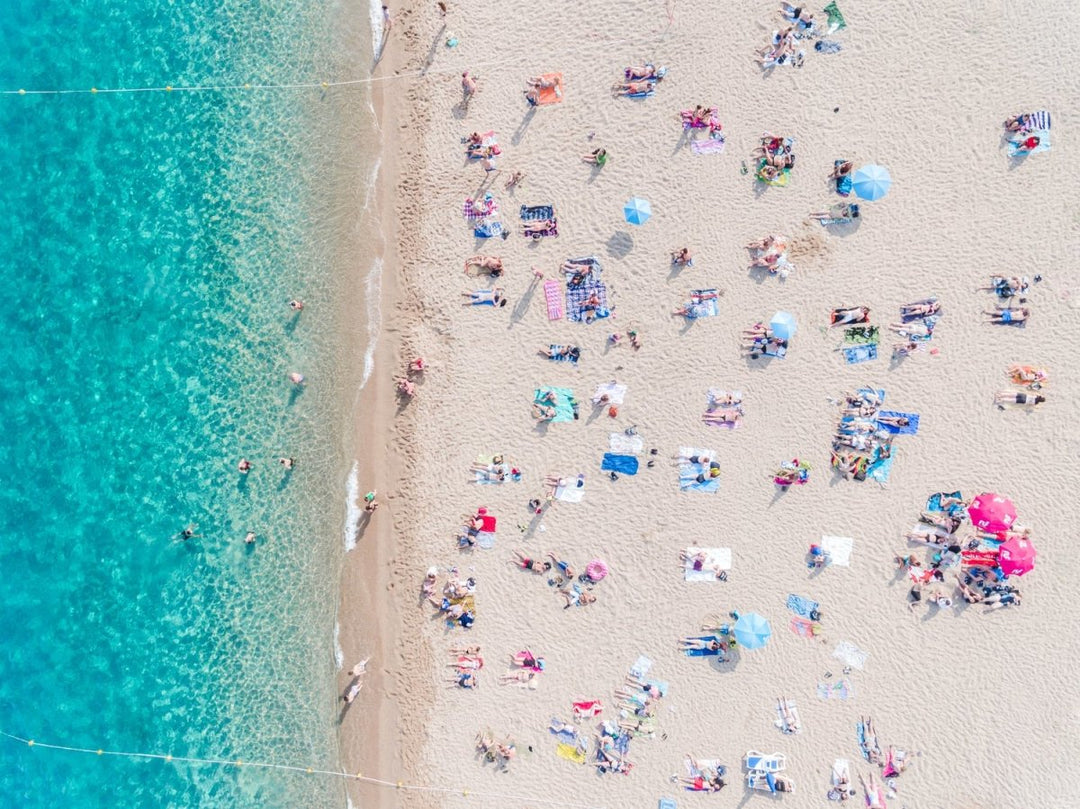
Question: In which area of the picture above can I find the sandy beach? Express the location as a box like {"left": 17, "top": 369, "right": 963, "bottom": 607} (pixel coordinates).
{"left": 340, "top": 1, "right": 1080, "bottom": 807}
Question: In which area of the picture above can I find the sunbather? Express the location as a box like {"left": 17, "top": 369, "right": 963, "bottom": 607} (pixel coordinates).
{"left": 860, "top": 772, "right": 886, "bottom": 809}
{"left": 671, "top": 247, "right": 694, "bottom": 266}
{"left": 1011, "top": 133, "right": 1041, "bottom": 153}
{"left": 625, "top": 64, "right": 664, "bottom": 80}
{"left": 449, "top": 654, "right": 484, "bottom": 670}
{"left": 612, "top": 80, "right": 653, "bottom": 96}
{"left": 1004, "top": 113, "right": 1033, "bottom": 132}
{"left": 462, "top": 288, "right": 506, "bottom": 306}
{"left": 876, "top": 414, "right": 911, "bottom": 429}
{"left": 582, "top": 148, "right": 608, "bottom": 166}
{"left": 532, "top": 403, "right": 555, "bottom": 421}
{"left": 830, "top": 305, "right": 870, "bottom": 326}
{"left": 679, "top": 636, "right": 724, "bottom": 652}
{"left": 396, "top": 378, "right": 416, "bottom": 397}
{"left": 889, "top": 320, "right": 933, "bottom": 337}
{"left": 499, "top": 669, "right": 539, "bottom": 685}
{"left": 504, "top": 170, "right": 525, "bottom": 190}
{"left": 546, "top": 552, "right": 575, "bottom": 580}
{"left": 702, "top": 409, "right": 741, "bottom": 426}
{"left": 920, "top": 511, "right": 962, "bottom": 533}
{"left": 742, "top": 322, "right": 771, "bottom": 340}
{"left": 758, "top": 163, "right": 783, "bottom": 182}
{"left": 1007, "top": 364, "right": 1048, "bottom": 387}
{"left": 810, "top": 203, "right": 859, "bottom": 223}
{"left": 905, "top": 529, "right": 947, "bottom": 547}
{"left": 539, "top": 344, "right": 580, "bottom": 361}
{"left": 448, "top": 671, "right": 478, "bottom": 688}
{"left": 709, "top": 391, "right": 742, "bottom": 407}
{"left": 980, "top": 275, "right": 1028, "bottom": 296}
{"left": 559, "top": 586, "right": 596, "bottom": 608}
{"left": 983, "top": 590, "right": 1021, "bottom": 608}
{"left": 678, "top": 549, "right": 724, "bottom": 576}
{"left": 465, "top": 255, "right": 504, "bottom": 276}
{"left": 899, "top": 298, "right": 940, "bottom": 317}
{"left": 511, "top": 550, "right": 551, "bottom": 574}
{"left": 830, "top": 159, "right": 854, "bottom": 179}
{"left": 994, "top": 390, "right": 1045, "bottom": 408}
{"left": 523, "top": 219, "right": 557, "bottom": 235}
{"left": 778, "top": 697, "right": 801, "bottom": 732}
{"left": 748, "top": 250, "right": 785, "bottom": 269}
{"left": 526, "top": 75, "right": 559, "bottom": 89}
{"left": 984, "top": 307, "right": 1030, "bottom": 324}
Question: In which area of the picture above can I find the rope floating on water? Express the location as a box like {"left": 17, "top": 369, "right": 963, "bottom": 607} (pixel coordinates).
{"left": 0, "top": 730, "right": 606, "bottom": 809}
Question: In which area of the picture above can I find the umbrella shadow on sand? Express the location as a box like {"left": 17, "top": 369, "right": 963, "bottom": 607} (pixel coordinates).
{"left": 606, "top": 231, "right": 634, "bottom": 259}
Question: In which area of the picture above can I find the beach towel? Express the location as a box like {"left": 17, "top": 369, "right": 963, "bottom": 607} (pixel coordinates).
{"left": 546, "top": 345, "right": 579, "bottom": 363}
{"left": 690, "top": 134, "right": 726, "bottom": 155}
{"left": 774, "top": 699, "right": 801, "bottom": 734}
{"left": 926, "top": 491, "right": 964, "bottom": 516}
{"left": 820, "top": 535, "right": 854, "bottom": 567}
{"left": 528, "top": 72, "right": 563, "bottom": 106}
{"left": 843, "top": 344, "right": 878, "bottom": 364}
{"left": 833, "top": 641, "right": 868, "bottom": 670}
{"left": 789, "top": 616, "right": 820, "bottom": 639}
{"left": 876, "top": 410, "right": 920, "bottom": 434}
{"left": 683, "top": 636, "right": 725, "bottom": 657}
{"left": 817, "top": 678, "right": 853, "bottom": 700}
{"left": 593, "top": 381, "right": 627, "bottom": 405}
{"left": 866, "top": 454, "right": 893, "bottom": 483}
{"left": 678, "top": 446, "right": 720, "bottom": 493}
{"left": 658, "top": 799, "right": 677, "bottom": 809}
{"left": 786, "top": 594, "right": 819, "bottom": 618}
{"left": 476, "top": 529, "right": 496, "bottom": 549}
{"left": 521, "top": 204, "right": 554, "bottom": 221}
{"left": 549, "top": 719, "right": 579, "bottom": 743}
{"left": 609, "top": 433, "right": 643, "bottom": 454}
{"left": 565, "top": 279, "right": 610, "bottom": 323}
{"left": 843, "top": 326, "right": 879, "bottom": 345}
{"left": 462, "top": 196, "right": 498, "bottom": 220}
{"left": 629, "top": 655, "right": 652, "bottom": 679}
{"left": 682, "top": 547, "right": 731, "bottom": 581}
{"left": 473, "top": 458, "right": 513, "bottom": 485}
{"left": 681, "top": 289, "right": 720, "bottom": 319}
{"left": 684, "top": 758, "right": 727, "bottom": 788}
{"left": 756, "top": 159, "right": 791, "bottom": 187}
{"left": 572, "top": 699, "right": 603, "bottom": 718}
{"left": 601, "top": 453, "right": 639, "bottom": 476}
{"left": 534, "top": 386, "right": 576, "bottom": 423}
{"left": 824, "top": 1, "right": 846, "bottom": 31}
{"left": 703, "top": 407, "right": 742, "bottom": 429}
{"left": 544, "top": 280, "right": 563, "bottom": 320}
{"left": 556, "top": 743, "right": 586, "bottom": 764}
{"left": 832, "top": 759, "right": 850, "bottom": 788}
{"left": 473, "top": 219, "right": 503, "bottom": 239}
{"left": 554, "top": 476, "right": 586, "bottom": 502}
{"left": 1008, "top": 129, "right": 1051, "bottom": 156}
{"left": 465, "top": 131, "right": 500, "bottom": 161}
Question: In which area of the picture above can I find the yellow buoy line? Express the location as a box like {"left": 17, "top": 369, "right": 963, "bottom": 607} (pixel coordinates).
{"left": 1, "top": 730, "right": 606, "bottom": 809}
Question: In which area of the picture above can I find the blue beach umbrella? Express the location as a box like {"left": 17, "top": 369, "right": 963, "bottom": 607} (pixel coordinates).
{"left": 852, "top": 164, "right": 892, "bottom": 201}
{"left": 733, "top": 612, "right": 772, "bottom": 650}
{"left": 769, "top": 311, "right": 797, "bottom": 341}
{"left": 623, "top": 197, "right": 652, "bottom": 225}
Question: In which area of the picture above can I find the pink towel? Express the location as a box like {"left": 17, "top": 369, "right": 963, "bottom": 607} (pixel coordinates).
{"left": 545, "top": 280, "right": 563, "bottom": 320}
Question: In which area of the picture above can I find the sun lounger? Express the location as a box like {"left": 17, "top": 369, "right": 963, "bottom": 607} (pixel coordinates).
{"left": 544, "top": 280, "right": 563, "bottom": 320}
{"left": 745, "top": 751, "right": 786, "bottom": 773}
{"left": 820, "top": 535, "right": 853, "bottom": 567}
{"left": 774, "top": 698, "right": 802, "bottom": 734}
{"left": 683, "top": 636, "right": 725, "bottom": 657}
{"left": 834, "top": 641, "right": 869, "bottom": 670}
{"left": 527, "top": 72, "right": 563, "bottom": 106}
{"left": 747, "top": 769, "right": 794, "bottom": 793}
{"left": 601, "top": 453, "right": 639, "bottom": 476}
{"left": 875, "top": 410, "right": 919, "bottom": 434}
{"left": 682, "top": 547, "right": 731, "bottom": 581}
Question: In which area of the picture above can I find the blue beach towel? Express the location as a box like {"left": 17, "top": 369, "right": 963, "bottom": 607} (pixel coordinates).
{"left": 684, "top": 636, "right": 725, "bottom": 657}
{"left": 1007, "top": 129, "right": 1051, "bottom": 156}
{"left": 856, "top": 387, "right": 885, "bottom": 403}
{"left": 843, "top": 344, "right": 878, "bottom": 364}
{"left": 566, "top": 279, "right": 610, "bottom": 323}
{"left": 866, "top": 454, "right": 893, "bottom": 483}
{"left": 926, "top": 491, "right": 964, "bottom": 516}
{"left": 546, "top": 345, "right": 580, "bottom": 363}
{"left": 876, "top": 411, "right": 919, "bottom": 434}
{"left": 601, "top": 453, "right": 639, "bottom": 476}
{"left": 679, "top": 472, "right": 720, "bottom": 493}
{"left": 786, "top": 594, "right": 819, "bottom": 618}
{"left": 474, "top": 220, "right": 503, "bottom": 238}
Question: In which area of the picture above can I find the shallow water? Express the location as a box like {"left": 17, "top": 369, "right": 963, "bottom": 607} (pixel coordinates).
{"left": 0, "top": 1, "right": 375, "bottom": 805}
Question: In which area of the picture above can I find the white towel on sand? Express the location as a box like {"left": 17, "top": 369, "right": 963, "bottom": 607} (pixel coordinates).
{"left": 833, "top": 641, "right": 869, "bottom": 670}
{"left": 683, "top": 547, "right": 731, "bottom": 581}
{"left": 820, "top": 535, "right": 854, "bottom": 566}
{"left": 609, "top": 433, "right": 644, "bottom": 454}
{"left": 592, "top": 382, "right": 627, "bottom": 404}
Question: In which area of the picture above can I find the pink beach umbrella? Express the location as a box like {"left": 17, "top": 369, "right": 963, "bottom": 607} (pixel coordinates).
{"left": 967, "top": 493, "right": 1017, "bottom": 533}
{"left": 998, "top": 536, "right": 1037, "bottom": 577}
{"left": 585, "top": 559, "right": 609, "bottom": 582}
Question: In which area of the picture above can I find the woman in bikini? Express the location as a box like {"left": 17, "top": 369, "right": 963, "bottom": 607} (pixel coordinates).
{"left": 511, "top": 550, "right": 551, "bottom": 573}
{"left": 830, "top": 305, "right": 870, "bottom": 326}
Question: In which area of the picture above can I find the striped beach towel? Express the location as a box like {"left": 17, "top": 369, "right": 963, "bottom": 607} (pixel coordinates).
{"left": 463, "top": 196, "right": 497, "bottom": 220}
{"left": 521, "top": 204, "right": 555, "bottom": 221}
{"left": 566, "top": 280, "right": 610, "bottom": 322}
{"left": 1027, "top": 110, "right": 1051, "bottom": 130}
{"left": 544, "top": 280, "right": 563, "bottom": 320}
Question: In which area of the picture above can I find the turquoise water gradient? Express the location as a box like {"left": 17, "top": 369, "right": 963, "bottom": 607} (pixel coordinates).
{"left": 0, "top": 1, "right": 370, "bottom": 806}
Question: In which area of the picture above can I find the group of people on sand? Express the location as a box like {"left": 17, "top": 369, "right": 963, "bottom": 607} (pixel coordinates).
{"left": 511, "top": 548, "right": 602, "bottom": 608}
{"left": 611, "top": 63, "right": 666, "bottom": 97}
{"left": 679, "top": 105, "right": 722, "bottom": 135}
{"left": 899, "top": 494, "right": 1027, "bottom": 612}
{"left": 475, "top": 728, "right": 517, "bottom": 769}
{"left": 1003, "top": 112, "right": 1045, "bottom": 155}
{"left": 829, "top": 389, "right": 896, "bottom": 479}
{"left": 994, "top": 363, "right": 1048, "bottom": 410}
{"left": 746, "top": 234, "right": 794, "bottom": 278}
{"left": 424, "top": 568, "right": 477, "bottom": 629}
{"left": 394, "top": 356, "right": 426, "bottom": 399}
{"left": 980, "top": 274, "right": 1034, "bottom": 326}
{"left": 753, "top": 131, "right": 795, "bottom": 181}
{"left": 889, "top": 296, "right": 941, "bottom": 357}
{"left": 741, "top": 320, "right": 788, "bottom": 358}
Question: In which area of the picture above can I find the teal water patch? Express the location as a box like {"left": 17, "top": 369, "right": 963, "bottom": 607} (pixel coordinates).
{"left": 0, "top": 0, "right": 370, "bottom": 806}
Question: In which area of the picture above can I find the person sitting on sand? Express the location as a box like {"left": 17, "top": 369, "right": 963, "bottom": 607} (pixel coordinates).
{"left": 746, "top": 234, "right": 787, "bottom": 253}
{"left": 462, "top": 288, "right": 506, "bottom": 306}
{"left": 905, "top": 528, "right": 947, "bottom": 548}
{"left": 830, "top": 159, "right": 854, "bottom": 179}
{"left": 994, "top": 390, "right": 1045, "bottom": 408}
{"left": 461, "top": 70, "right": 478, "bottom": 103}
{"left": 396, "top": 378, "right": 415, "bottom": 397}
{"left": 830, "top": 305, "right": 870, "bottom": 326}
{"left": 511, "top": 550, "right": 551, "bottom": 574}
{"left": 980, "top": 275, "right": 1028, "bottom": 296}
{"left": 810, "top": 203, "right": 859, "bottom": 223}
{"left": 671, "top": 247, "right": 694, "bottom": 266}
{"left": 522, "top": 219, "right": 556, "bottom": 235}
{"left": 893, "top": 341, "right": 920, "bottom": 357}
{"left": 984, "top": 306, "right": 1030, "bottom": 324}
{"left": 531, "top": 404, "right": 555, "bottom": 421}
{"left": 581, "top": 147, "right": 608, "bottom": 166}
{"left": 899, "top": 298, "right": 940, "bottom": 317}
{"left": 504, "top": 170, "right": 525, "bottom": 190}
{"left": 546, "top": 552, "right": 575, "bottom": 580}
{"left": 465, "top": 255, "right": 504, "bottom": 276}
{"left": 1004, "top": 113, "right": 1033, "bottom": 132}
{"left": 625, "top": 63, "right": 663, "bottom": 80}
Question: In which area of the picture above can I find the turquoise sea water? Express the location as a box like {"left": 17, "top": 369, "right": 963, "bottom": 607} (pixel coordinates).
{"left": 0, "top": 1, "right": 373, "bottom": 806}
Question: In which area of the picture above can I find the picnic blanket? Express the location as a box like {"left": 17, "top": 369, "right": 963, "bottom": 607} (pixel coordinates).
{"left": 678, "top": 446, "right": 720, "bottom": 492}
{"left": 926, "top": 491, "right": 964, "bottom": 516}
{"left": 544, "top": 280, "right": 563, "bottom": 320}
{"left": 556, "top": 743, "right": 587, "bottom": 764}
{"left": 820, "top": 535, "right": 853, "bottom": 567}
{"left": 528, "top": 72, "right": 563, "bottom": 106}
{"left": 843, "top": 344, "right": 878, "bottom": 364}
{"left": 462, "top": 196, "right": 498, "bottom": 220}
{"left": 786, "top": 594, "right": 819, "bottom": 618}
{"left": 833, "top": 641, "right": 869, "bottom": 670}
{"left": 817, "top": 678, "right": 853, "bottom": 700}
{"left": 683, "top": 636, "right": 725, "bottom": 657}
{"left": 601, "top": 453, "right": 639, "bottom": 476}
{"left": 609, "top": 432, "right": 643, "bottom": 454}
{"left": 876, "top": 410, "right": 920, "bottom": 434}
{"left": 554, "top": 475, "right": 586, "bottom": 502}
{"left": 566, "top": 279, "right": 610, "bottom": 322}
{"left": 843, "top": 326, "right": 879, "bottom": 345}
{"left": 682, "top": 289, "right": 720, "bottom": 319}
{"left": 690, "top": 134, "right": 726, "bottom": 155}
{"left": 535, "top": 387, "right": 576, "bottom": 422}
{"left": 682, "top": 547, "right": 731, "bottom": 581}
{"left": 593, "top": 381, "right": 627, "bottom": 404}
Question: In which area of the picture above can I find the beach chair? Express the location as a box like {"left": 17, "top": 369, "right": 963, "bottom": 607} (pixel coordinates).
{"left": 747, "top": 769, "right": 795, "bottom": 793}
{"left": 744, "top": 751, "right": 786, "bottom": 773}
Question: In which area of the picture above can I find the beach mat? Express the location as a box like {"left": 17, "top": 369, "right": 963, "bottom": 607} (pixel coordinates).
{"left": 690, "top": 134, "right": 726, "bottom": 155}
{"left": 554, "top": 476, "right": 585, "bottom": 502}
{"left": 566, "top": 279, "right": 610, "bottom": 323}
{"left": 556, "top": 743, "right": 586, "bottom": 764}
{"left": 843, "top": 344, "right": 878, "bottom": 364}
{"left": 684, "top": 637, "right": 724, "bottom": 657}
{"left": 1008, "top": 129, "right": 1051, "bottom": 156}
{"left": 786, "top": 594, "right": 818, "bottom": 618}
{"left": 593, "top": 382, "right": 627, "bottom": 404}
{"left": 683, "top": 547, "right": 731, "bottom": 581}
{"left": 843, "top": 326, "right": 879, "bottom": 345}
{"left": 678, "top": 447, "right": 720, "bottom": 492}
{"left": 601, "top": 453, "right": 639, "bottom": 476}
{"left": 609, "top": 432, "right": 643, "bottom": 454}
{"left": 520, "top": 204, "right": 554, "bottom": 221}
{"left": 926, "top": 491, "right": 964, "bottom": 515}
{"left": 544, "top": 280, "right": 563, "bottom": 320}
{"left": 824, "top": 0, "right": 846, "bottom": 31}
{"left": 866, "top": 454, "right": 893, "bottom": 483}
{"left": 535, "top": 387, "right": 575, "bottom": 422}
{"left": 833, "top": 641, "right": 869, "bottom": 670}
{"left": 876, "top": 410, "right": 920, "bottom": 434}
{"left": 820, "top": 535, "right": 853, "bottom": 567}
{"left": 530, "top": 73, "right": 564, "bottom": 106}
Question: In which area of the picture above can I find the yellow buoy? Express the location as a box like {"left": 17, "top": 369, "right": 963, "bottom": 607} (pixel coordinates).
{"left": 90, "top": 88, "right": 97, "bottom": 94}
{"left": 306, "top": 768, "right": 313, "bottom": 774}
{"left": 244, "top": 83, "right": 251, "bottom": 89}
{"left": 396, "top": 781, "right": 403, "bottom": 788}
{"left": 97, "top": 749, "right": 104, "bottom": 756}
{"left": 18, "top": 89, "right": 26, "bottom": 95}
{"left": 27, "top": 740, "right": 34, "bottom": 747}
{"left": 165, "top": 86, "right": 173, "bottom": 92}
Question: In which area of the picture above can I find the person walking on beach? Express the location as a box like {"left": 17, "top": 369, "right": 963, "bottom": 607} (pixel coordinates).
{"left": 462, "top": 71, "right": 478, "bottom": 106}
